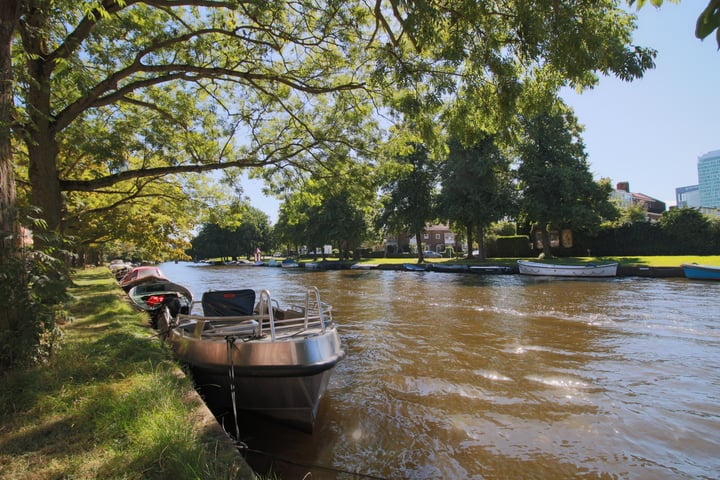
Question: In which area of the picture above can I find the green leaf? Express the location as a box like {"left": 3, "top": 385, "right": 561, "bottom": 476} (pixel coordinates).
{"left": 695, "top": 0, "right": 720, "bottom": 44}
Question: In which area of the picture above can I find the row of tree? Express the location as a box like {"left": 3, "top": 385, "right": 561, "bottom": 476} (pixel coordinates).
{"left": 187, "top": 104, "right": 617, "bottom": 263}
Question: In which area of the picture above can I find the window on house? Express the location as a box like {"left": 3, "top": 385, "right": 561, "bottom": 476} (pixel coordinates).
{"left": 435, "top": 234, "right": 441, "bottom": 240}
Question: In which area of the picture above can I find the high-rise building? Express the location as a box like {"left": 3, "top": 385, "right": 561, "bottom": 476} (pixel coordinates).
{"left": 698, "top": 150, "right": 720, "bottom": 208}
{"left": 675, "top": 185, "right": 701, "bottom": 208}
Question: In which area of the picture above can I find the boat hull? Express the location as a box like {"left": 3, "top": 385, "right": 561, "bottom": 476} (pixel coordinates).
{"left": 517, "top": 260, "right": 618, "bottom": 277}
{"left": 402, "top": 263, "right": 428, "bottom": 271}
{"left": 431, "top": 264, "right": 468, "bottom": 273}
{"left": 189, "top": 363, "right": 337, "bottom": 432}
{"left": 165, "top": 321, "right": 344, "bottom": 432}
{"left": 127, "top": 281, "right": 193, "bottom": 312}
{"left": 119, "top": 266, "right": 169, "bottom": 292}
{"left": 681, "top": 263, "right": 720, "bottom": 280}
{"left": 469, "top": 265, "right": 513, "bottom": 274}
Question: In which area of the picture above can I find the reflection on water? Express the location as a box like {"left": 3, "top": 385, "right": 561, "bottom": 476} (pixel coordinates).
{"left": 159, "top": 262, "right": 720, "bottom": 479}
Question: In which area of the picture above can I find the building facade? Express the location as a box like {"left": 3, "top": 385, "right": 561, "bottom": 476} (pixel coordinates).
{"left": 385, "top": 224, "right": 460, "bottom": 254}
{"left": 675, "top": 185, "right": 701, "bottom": 208}
{"left": 698, "top": 150, "right": 720, "bottom": 208}
{"left": 611, "top": 182, "right": 666, "bottom": 221}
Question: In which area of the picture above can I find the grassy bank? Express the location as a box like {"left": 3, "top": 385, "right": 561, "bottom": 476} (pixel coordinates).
{"left": 0, "top": 267, "right": 254, "bottom": 480}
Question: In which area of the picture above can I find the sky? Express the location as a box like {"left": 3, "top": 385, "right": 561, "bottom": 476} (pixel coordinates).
{"left": 561, "top": 1, "right": 719, "bottom": 207}
{"left": 242, "top": 2, "right": 719, "bottom": 224}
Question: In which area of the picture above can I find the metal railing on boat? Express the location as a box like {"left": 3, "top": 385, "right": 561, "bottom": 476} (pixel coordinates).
{"left": 176, "top": 287, "right": 333, "bottom": 341}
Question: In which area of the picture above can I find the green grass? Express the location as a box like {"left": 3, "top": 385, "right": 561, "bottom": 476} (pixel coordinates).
{"left": 0, "top": 267, "right": 254, "bottom": 480}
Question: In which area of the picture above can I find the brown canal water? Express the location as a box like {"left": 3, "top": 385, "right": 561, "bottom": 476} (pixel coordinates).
{"left": 158, "top": 262, "right": 720, "bottom": 479}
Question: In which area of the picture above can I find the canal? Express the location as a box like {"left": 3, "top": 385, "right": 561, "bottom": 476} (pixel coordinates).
{"left": 158, "top": 261, "right": 720, "bottom": 479}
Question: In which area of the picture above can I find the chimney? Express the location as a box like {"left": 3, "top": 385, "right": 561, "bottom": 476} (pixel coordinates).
{"left": 616, "top": 181, "right": 630, "bottom": 192}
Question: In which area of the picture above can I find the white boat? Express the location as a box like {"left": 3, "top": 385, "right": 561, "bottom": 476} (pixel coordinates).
{"left": 157, "top": 287, "right": 344, "bottom": 432}
{"left": 517, "top": 260, "right": 618, "bottom": 277}
{"left": 350, "top": 263, "right": 378, "bottom": 270}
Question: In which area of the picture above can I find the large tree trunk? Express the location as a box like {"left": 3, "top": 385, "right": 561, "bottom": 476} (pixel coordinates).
{"left": 28, "top": 134, "right": 62, "bottom": 231}
{"left": 415, "top": 231, "right": 423, "bottom": 263}
{"left": 0, "top": 0, "right": 23, "bottom": 336}
{"left": 465, "top": 224, "right": 473, "bottom": 259}
{"left": 24, "top": 4, "right": 63, "bottom": 232}
{"left": 538, "top": 224, "right": 553, "bottom": 258}
{"left": 476, "top": 225, "right": 486, "bottom": 262}
{"left": 0, "top": 0, "right": 21, "bottom": 242}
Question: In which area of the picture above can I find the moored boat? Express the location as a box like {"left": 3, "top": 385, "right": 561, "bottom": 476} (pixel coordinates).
{"left": 469, "top": 265, "right": 514, "bottom": 274}
{"left": 158, "top": 286, "right": 344, "bottom": 432}
{"left": 681, "top": 263, "right": 720, "bottom": 280}
{"left": 517, "top": 260, "right": 618, "bottom": 277}
{"left": 431, "top": 263, "right": 468, "bottom": 273}
{"left": 127, "top": 280, "right": 193, "bottom": 327}
{"left": 119, "top": 266, "right": 169, "bottom": 292}
{"left": 281, "top": 258, "right": 299, "bottom": 268}
{"left": 109, "top": 260, "right": 134, "bottom": 280}
{"left": 402, "top": 263, "right": 428, "bottom": 271}
{"left": 350, "top": 263, "right": 379, "bottom": 270}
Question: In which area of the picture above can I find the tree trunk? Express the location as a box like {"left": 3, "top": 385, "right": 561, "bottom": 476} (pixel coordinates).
{"left": 476, "top": 225, "right": 486, "bottom": 262}
{"left": 24, "top": 5, "right": 63, "bottom": 233}
{"left": 0, "top": 0, "right": 21, "bottom": 243}
{"left": 0, "top": 0, "right": 23, "bottom": 337}
{"left": 465, "top": 224, "right": 473, "bottom": 259}
{"left": 415, "top": 231, "right": 423, "bottom": 263}
{"left": 538, "top": 224, "right": 553, "bottom": 258}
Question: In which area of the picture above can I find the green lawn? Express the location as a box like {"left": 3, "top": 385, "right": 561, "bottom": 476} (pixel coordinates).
{"left": 0, "top": 268, "right": 253, "bottom": 480}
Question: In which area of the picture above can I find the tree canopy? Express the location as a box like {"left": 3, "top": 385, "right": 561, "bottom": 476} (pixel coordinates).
{"left": 377, "top": 141, "right": 437, "bottom": 261}
{"left": 437, "top": 134, "right": 513, "bottom": 260}
{"left": 516, "top": 105, "right": 618, "bottom": 257}
{"left": 2, "top": 0, "right": 656, "bottom": 245}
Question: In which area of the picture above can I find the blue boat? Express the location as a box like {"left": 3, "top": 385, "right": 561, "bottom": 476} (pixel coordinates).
{"left": 681, "top": 263, "right": 720, "bottom": 280}
{"left": 402, "top": 263, "right": 428, "bottom": 271}
{"left": 281, "top": 258, "right": 300, "bottom": 268}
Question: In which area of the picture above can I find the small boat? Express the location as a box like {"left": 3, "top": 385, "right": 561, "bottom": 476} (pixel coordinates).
{"left": 681, "top": 263, "right": 720, "bottom": 280}
{"left": 281, "top": 258, "right": 300, "bottom": 268}
{"left": 350, "top": 263, "right": 379, "bottom": 270}
{"left": 109, "top": 260, "right": 134, "bottom": 280}
{"left": 469, "top": 265, "right": 514, "bottom": 275}
{"left": 127, "top": 281, "right": 193, "bottom": 327}
{"left": 119, "top": 266, "right": 169, "bottom": 292}
{"left": 431, "top": 263, "right": 468, "bottom": 273}
{"left": 305, "top": 260, "right": 343, "bottom": 270}
{"left": 158, "top": 287, "right": 345, "bottom": 432}
{"left": 402, "top": 263, "right": 428, "bottom": 271}
{"left": 517, "top": 260, "right": 618, "bottom": 277}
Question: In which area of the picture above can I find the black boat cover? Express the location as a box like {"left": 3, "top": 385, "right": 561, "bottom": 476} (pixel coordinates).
{"left": 202, "top": 289, "right": 256, "bottom": 316}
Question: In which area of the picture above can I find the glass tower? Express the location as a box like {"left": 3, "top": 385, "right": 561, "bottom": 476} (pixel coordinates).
{"left": 698, "top": 150, "right": 720, "bottom": 208}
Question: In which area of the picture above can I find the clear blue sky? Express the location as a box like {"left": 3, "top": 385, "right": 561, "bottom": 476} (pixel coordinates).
{"left": 562, "top": 1, "right": 719, "bottom": 207}
{"left": 243, "top": 2, "right": 719, "bottom": 223}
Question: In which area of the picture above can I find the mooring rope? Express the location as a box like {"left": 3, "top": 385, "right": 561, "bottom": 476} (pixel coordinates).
{"left": 225, "top": 336, "right": 241, "bottom": 441}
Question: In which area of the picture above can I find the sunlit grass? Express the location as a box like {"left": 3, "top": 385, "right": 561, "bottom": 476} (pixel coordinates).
{"left": 0, "top": 267, "right": 253, "bottom": 480}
